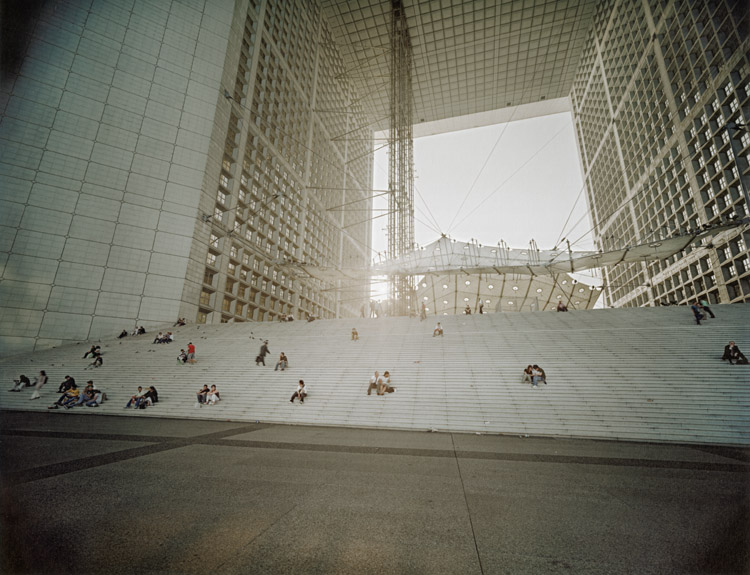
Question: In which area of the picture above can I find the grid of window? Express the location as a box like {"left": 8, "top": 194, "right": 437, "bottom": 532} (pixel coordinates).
{"left": 574, "top": 0, "right": 750, "bottom": 307}
{"left": 197, "top": 0, "right": 373, "bottom": 325}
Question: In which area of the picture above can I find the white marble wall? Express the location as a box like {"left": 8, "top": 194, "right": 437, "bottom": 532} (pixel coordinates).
{"left": 0, "top": 0, "right": 235, "bottom": 355}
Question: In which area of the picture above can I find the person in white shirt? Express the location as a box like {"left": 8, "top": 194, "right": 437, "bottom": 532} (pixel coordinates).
{"left": 206, "top": 385, "right": 220, "bottom": 405}
{"left": 367, "top": 371, "right": 382, "bottom": 396}
{"left": 433, "top": 322, "right": 443, "bottom": 337}
{"left": 290, "top": 380, "right": 307, "bottom": 403}
{"left": 125, "top": 386, "right": 147, "bottom": 408}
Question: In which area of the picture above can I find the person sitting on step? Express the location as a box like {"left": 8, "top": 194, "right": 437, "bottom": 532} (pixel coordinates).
{"left": 290, "top": 380, "right": 307, "bottom": 403}
{"left": 351, "top": 328, "right": 359, "bottom": 341}
{"left": 86, "top": 386, "right": 106, "bottom": 407}
{"left": 88, "top": 353, "right": 103, "bottom": 368}
{"left": 49, "top": 387, "right": 80, "bottom": 409}
{"left": 382, "top": 371, "right": 395, "bottom": 393}
{"left": 83, "top": 345, "right": 100, "bottom": 359}
{"left": 196, "top": 385, "right": 209, "bottom": 406}
{"left": 722, "top": 341, "right": 748, "bottom": 365}
{"left": 274, "top": 352, "right": 289, "bottom": 371}
{"left": 531, "top": 365, "right": 547, "bottom": 388}
{"left": 206, "top": 385, "right": 220, "bottom": 405}
{"left": 125, "top": 386, "right": 147, "bottom": 409}
{"left": 522, "top": 365, "right": 533, "bottom": 384}
{"left": 142, "top": 386, "right": 159, "bottom": 407}
{"left": 433, "top": 322, "right": 444, "bottom": 337}
{"left": 9, "top": 374, "right": 31, "bottom": 392}
{"left": 367, "top": 371, "right": 382, "bottom": 396}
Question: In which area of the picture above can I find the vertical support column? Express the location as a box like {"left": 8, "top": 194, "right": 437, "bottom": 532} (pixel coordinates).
{"left": 387, "top": 0, "right": 415, "bottom": 316}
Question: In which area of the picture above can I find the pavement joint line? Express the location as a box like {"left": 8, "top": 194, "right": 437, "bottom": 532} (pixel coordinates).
{"left": 4, "top": 428, "right": 748, "bottom": 480}
{"left": 1, "top": 424, "right": 269, "bottom": 486}
{"left": 451, "top": 433, "right": 485, "bottom": 575}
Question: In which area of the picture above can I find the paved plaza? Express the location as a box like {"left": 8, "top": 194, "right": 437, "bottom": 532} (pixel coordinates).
{"left": 1, "top": 412, "right": 748, "bottom": 574}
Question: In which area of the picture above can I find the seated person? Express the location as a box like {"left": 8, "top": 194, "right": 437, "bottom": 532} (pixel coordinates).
{"left": 433, "top": 322, "right": 444, "bottom": 337}
{"left": 83, "top": 345, "right": 100, "bottom": 358}
{"left": 167, "top": 332, "right": 174, "bottom": 343}
{"left": 531, "top": 365, "right": 547, "bottom": 387}
{"left": 9, "top": 374, "right": 31, "bottom": 392}
{"left": 464, "top": 305, "right": 471, "bottom": 315}
{"left": 89, "top": 354, "right": 103, "bottom": 368}
{"left": 57, "top": 376, "right": 76, "bottom": 394}
{"left": 382, "top": 371, "right": 395, "bottom": 393}
{"left": 556, "top": 301, "right": 568, "bottom": 312}
{"left": 274, "top": 352, "right": 289, "bottom": 371}
{"left": 206, "top": 385, "right": 220, "bottom": 405}
{"left": 69, "top": 381, "right": 96, "bottom": 408}
{"left": 722, "top": 341, "right": 748, "bottom": 365}
{"left": 279, "top": 313, "right": 287, "bottom": 322}
{"left": 118, "top": 330, "right": 128, "bottom": 339}
{"left": 197, "top": 385, "right": 209, "bottom": 405}
{"left": 290, "top": 380, "right": 307, "bottom": 403}
{"left": 286, "top": 315, "right": 294, "bottom": 322}
{"left": 142, "top": 386, "right": 159, "bottom": 407}
{"left": 125, "top": 386, "right": 147, "bottom": 409}
{"left": 367, "top": 371, "right": 382, "bottom": 396}
{"left": 177, "top": 349, "right": 188, "bottom": 364}
{"left": 86, "top": 387, "right": 105, "bottom": 407}
{"left": 153, "top": 332, "right": 164, "bottom": 344}
{"left": 522, "top": 365, "right": 533, "bottom": 384}
{"left": 49, "top": 387, "right": 80, "bottom": 409}
{"left": 351, "top": 328, "right": 359, "bottom": 341}
{"left": 174, "top": 318, "right": 186, "bottom": 327}
{"left": 137, "top": 326, "right": 146, "bottom": 335}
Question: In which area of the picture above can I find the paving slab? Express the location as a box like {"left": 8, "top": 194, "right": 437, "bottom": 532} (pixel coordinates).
{"left": 1, "top": 414, "right": 748, "bottom": 575}
{"left": 0, "top": 410, "right": 252, "bottom": 438}
{"left": 0, "top": 436, "right": 153, "bottom": 475}
{"left": 225, "top": 424, "right": 455, "bottom": 450}
{"left": 452, "top": 434, "right": 748, "bottom": 464}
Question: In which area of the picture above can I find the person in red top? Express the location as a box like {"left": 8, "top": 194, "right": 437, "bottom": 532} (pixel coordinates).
{"left": 187, "top": 342, "right": 196, "bottom": 364}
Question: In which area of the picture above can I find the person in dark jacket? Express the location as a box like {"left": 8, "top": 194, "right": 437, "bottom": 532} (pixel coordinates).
{"left": 256, "top": 340, "right": 270, "bottom": 366}
{"left": 722, "top": 341, "right": 748, "bottom": 365}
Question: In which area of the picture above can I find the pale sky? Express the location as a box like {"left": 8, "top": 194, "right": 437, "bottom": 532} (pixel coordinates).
{"left": 371, "top": 111, "right": 595, "bottom": 258}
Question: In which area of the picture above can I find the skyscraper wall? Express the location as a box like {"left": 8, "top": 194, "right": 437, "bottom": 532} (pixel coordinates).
{"left": 571, "top": 0, "right": 749, "bottom": 308}
{"left": 0, "top": 0, "right": 372, "bottom": 356}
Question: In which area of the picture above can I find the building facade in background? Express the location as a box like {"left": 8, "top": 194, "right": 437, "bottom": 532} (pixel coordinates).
{"left": 0, "top": 0, "right": 372, "bottom": 355}
{"left": 572, "top": 0, "right": 749, "bottom": 307}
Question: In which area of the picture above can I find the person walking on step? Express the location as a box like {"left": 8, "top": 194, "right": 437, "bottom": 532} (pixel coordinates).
{"left": 187, "top": 342, "right": 196, "bottom": 364}
{"left": 699, "top": 298, "right": 716, "bottom": 319}
{"left": 290, "top": 380, "right": 307, "bottom": 403}
{"left": 420, "top": 302, "right": 427, "bottom": 321}
{"left": 690, "top": 302, "right": 704, "bottom": 325}
{"left": 257, "top": 340, "right": 270, "bottom": 366}
{"left": 30, "top": 370, "right": 47, "bottom": 400}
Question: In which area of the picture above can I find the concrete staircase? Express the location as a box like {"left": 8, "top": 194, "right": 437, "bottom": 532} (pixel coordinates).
{"left": 1, "top": 305, "right": 749, "bottom": 445}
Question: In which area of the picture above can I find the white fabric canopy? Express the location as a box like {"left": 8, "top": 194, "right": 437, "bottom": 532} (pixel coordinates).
{"left": 282, "top": 222, "right": 744, "bottom": 282}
